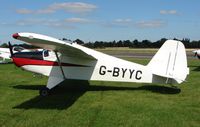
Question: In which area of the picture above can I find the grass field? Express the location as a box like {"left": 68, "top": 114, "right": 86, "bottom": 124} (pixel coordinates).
{"left": 0, "top": 57, "right": 200, "bottom": 127}
{"left": 96, "top": 47, "right": 195, "bottom": 58}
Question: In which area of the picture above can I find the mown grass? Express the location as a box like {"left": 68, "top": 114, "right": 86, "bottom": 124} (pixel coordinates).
{"left": 96, "top": 47, "right": 195, "bottom": 55}
{"left": 0, "top": 58, "right": 200, "bottom": 127}
{"left": 96, "top": 48, "right": 158, "bottom": 55}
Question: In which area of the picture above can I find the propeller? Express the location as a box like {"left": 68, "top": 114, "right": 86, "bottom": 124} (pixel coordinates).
{"left": 8, "top": 41, "right": 13, "bottom": 58}
{"left": 193, "top": 50, "right": 198, "bottom": 57}
{"left": 194, "top": 52, "right": 197, "bottom": 57}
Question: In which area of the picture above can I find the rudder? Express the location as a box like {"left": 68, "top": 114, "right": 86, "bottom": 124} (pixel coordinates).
{"left": 147, "top": 40, "right": 189, "bottom": 84}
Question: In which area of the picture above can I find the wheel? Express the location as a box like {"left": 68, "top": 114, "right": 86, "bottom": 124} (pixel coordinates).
{"left": 39, "top": 87, "right": 50, "bottom": 97}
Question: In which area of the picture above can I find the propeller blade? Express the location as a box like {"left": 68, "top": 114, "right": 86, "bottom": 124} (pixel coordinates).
{"left": 194, "top": 52, "right": 197, "bottom": 57}
{"left": 8, "top": 41, "right": 13, "bottom": 58}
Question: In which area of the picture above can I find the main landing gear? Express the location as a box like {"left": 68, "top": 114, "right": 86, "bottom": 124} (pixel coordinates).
{"left": 39, "top": 87, "right": 50, "bottom": 97}
{"left": 39, "top": 51, "right": 66, "bottom": 97}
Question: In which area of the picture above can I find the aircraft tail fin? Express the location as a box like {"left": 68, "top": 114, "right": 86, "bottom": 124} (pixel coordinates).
{"left": 147, "top": 40, "right": 189, "bottom": 84}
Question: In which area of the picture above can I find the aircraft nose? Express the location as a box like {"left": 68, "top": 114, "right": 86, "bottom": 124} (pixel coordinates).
{"left": 12, "top": 33, "right": 19, "bottom": 39}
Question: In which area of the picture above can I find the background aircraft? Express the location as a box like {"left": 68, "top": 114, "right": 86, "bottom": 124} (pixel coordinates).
{"left": 0, "top": 45, "right": 30, "bottom": 63}
{"left": 193, "top": 49, "right": 200, "bottom": 59}
{"left": 11, "top": 32, "right": 189, "bottom": 96}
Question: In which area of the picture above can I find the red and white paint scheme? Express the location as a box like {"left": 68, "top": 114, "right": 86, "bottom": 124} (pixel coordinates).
{"left": 12, "top": 32, "right": 189, "bottom": 96}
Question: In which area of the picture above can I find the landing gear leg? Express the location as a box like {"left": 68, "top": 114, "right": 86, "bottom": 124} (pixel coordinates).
{"left": 39, "top": 51, "right": 65, "bottom": 96}
{"left": 39, "top": 76, "right": 64, "bottom": 96}
{"left": 39, "top": 87, "right": 50, "bottom": 97}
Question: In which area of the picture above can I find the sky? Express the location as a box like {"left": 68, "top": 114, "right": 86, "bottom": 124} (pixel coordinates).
{"left": 0, "top": 0, "right": 200, "bottom": 44}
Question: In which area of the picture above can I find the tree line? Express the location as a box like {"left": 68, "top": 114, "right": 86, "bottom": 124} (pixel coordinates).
{"left": 81, "top": 38, "right": 200, "bottom": 48}
{"left": 1, "top": 38, "right": 200, "bottom": 49}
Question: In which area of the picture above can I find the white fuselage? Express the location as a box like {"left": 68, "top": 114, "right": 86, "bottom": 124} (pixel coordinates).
{"left": 13, "top": 46, "right": 153, "bottom": 84}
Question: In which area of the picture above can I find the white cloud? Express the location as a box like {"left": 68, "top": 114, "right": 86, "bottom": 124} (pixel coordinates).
{"left": 11, "top": 18, "right": 94, "bottom": 29}
{"left": 104, "top": 18, "right": 134, "bottom": 27}
{"left": 103, "top": 19, "right": 166, "bottom": 28}
{"left": 36, "top": 9, "right": 55, "bottom": 14}
{"left": 65, "top": 18, "right": 92, "bottom": 23}
{"left": 135, "top": 20, "right": 166, "bottom": 28}
{"left": 16, "top": 2, "right": 97, "bottom": 15}
{"left": 114, "top": 18, "right": 132, "bottom": 23}
{"left": 49, "top": 2, "right": 97, "bottom": 13}
{"left": 160, "top": 10, "right": 178, "bottom": 15}
{"left": 15, "top": 18, "right": 50, "bottom": 25}
{"left": 15, "top": 19, "right": 60, "bottom": 26}
{"left": 0, "top": 22, "right": 9, "bottom": 25}
{"left": 16, "top": 8, "right": 33, "bottom": 14}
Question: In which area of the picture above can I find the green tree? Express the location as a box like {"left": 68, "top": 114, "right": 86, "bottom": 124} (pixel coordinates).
{"left": 0, "top": 43, "right": 8, "bottom": 48}
{"left": 74, "top": 39, "right": 84, "bottom": 45}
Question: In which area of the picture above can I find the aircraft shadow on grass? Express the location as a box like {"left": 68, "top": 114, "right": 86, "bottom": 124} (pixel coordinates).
{"left": 13, "top": 80, "right": 181, "bottom": 110}
{"left": 190, "top": 65, "right": 200, "bottom": 71}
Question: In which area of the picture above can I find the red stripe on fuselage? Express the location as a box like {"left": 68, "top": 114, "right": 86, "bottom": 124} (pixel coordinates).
{"left": 12, "top": 57, "right": 88, "bottom": 67}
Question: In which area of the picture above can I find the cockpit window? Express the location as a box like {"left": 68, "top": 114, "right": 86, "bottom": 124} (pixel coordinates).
{"left": 13, "top": 46, "right": 25, "bottom": 52}
{"left": 13, "top": 51, "right": 43, "bottom": 60}
{"left": 43, "top": 50, "right": 49, "bottom": 57}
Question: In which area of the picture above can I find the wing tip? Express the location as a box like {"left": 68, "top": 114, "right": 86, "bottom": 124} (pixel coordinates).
{"left": 12, "top": 33, "right": 20, "bottom": 39}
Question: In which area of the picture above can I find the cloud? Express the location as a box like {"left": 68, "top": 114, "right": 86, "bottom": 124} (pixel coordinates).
{"left": 15, "top": 19, "right": 56, "bottom": 26}
{"left": 7, "top": 17, "right": 93, "bottom": 29}
{"left": 16, "top": 2, "right": 97, "bottom": 15}
{"left": 16, "top": 8, "right": 33, "bottom": 14}
{"left": 49, "top": 2, "right": 97, "bottom": 13}
{"left": 114, "top": 18, "right": 132, "bottom": 23}
{"left": 36, "top": 9, "right": 55, "bottom": 14}
{"left": 160, "top": 10, "right": 178, "bottom": 15}
{"left": 0, "top": 22, "right": 9, "bottom": 25}
{"left": 11, "top": 18, "right": 72, "bottom": 29}
{"left": 103, "top": 19, "right": 166, "bottom": 28}
{"left": 135, "top": 20, "right": 167, "bottom": 28}
{"left": 65, "top": 18, "right": 92, "bottom": 23}
{"left": 104, "top": 18, "right": 134, "bottom": 27}
{"left": 15, "top": 18, "right": 166, "bottom": 29}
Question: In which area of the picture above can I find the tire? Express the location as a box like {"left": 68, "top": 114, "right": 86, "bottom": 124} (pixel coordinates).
{"left": 39, "top": 87, "right": 50, "bottom": 97}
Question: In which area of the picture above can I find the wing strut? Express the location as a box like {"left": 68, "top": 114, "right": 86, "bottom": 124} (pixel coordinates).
{"left": 55, "top": 51, "right": 66, "bottom": 80}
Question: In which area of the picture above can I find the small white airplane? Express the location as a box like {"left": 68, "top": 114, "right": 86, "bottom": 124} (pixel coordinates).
{"left": 11, "top": 32, "right": 189, "bottom": 96}
{"left": 193, "top": 49, "right": 200, "bottom": 59}
{"left": 0, "top": 45, "right": 30, "bottom": 63}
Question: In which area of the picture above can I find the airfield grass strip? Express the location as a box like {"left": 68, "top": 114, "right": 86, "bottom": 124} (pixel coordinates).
{"left": 0, "top": 58, "right": 200, "bottom": 126}
{"left": 1, "top": 97, "right": 43, "bottom": 127}
{"left": 88, "top": 90, "right": 104, "bottom": 127}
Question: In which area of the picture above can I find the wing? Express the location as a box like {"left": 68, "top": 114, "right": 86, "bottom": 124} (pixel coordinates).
{"left": 12, "top": 32, "right": 96, "bottom": 60}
